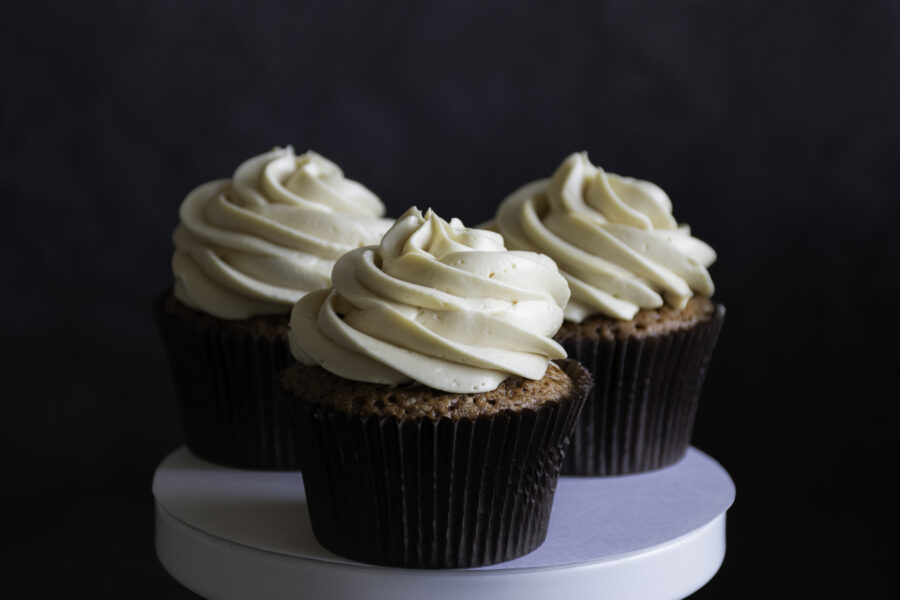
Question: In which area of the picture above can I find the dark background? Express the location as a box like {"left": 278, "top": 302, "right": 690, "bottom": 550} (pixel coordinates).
{"left": 2, "top": 0, "right": 897, "bottom": 597}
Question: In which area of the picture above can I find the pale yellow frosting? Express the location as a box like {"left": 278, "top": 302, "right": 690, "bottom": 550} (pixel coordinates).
{"left": 490, "top": 152, "right": 716, "bottom": 322}
{"left": 290, "top": 207, "right": 570, "bottom": 393}
{"left": 172, "top": 147, "right": 393, "bottom": 319}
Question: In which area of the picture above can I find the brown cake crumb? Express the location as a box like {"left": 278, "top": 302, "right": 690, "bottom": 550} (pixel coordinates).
{"left": 556, "top": 296, "right": 719, "bottom": 342}
{"left": 159, "top": 290, "right": 289, "bottom": 339}
{"left": 280, "top": 361, "right": 576, "bottom": 419}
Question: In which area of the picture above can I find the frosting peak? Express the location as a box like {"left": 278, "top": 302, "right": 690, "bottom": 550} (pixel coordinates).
{"left": 172, "top": 147, "right": 392, "bottom": 319}
{"left": 290, "top": 207, "right": 570, "bottom": 393}
{"left": 492, "top": 152, "right": 716, "bottom": 322}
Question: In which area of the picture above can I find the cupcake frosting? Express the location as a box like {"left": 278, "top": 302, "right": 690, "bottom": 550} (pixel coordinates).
{"left": 491, "top": 152, "right": 716, "bottom": 322}
{"left": 172, "top": 147, "right": 393, "bottom": 319}
{"left": 290, "top": 207, "right": 569, "bottom": 393}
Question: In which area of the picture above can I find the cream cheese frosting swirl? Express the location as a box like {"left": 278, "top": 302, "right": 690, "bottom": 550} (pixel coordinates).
{"left": 290, "top": 207, "right": 570, "bottom": 393}
{"left": 491, "top": 152, "right": 716, "bottom": 322}
{"left": 172, "top": 147, "right": 393, "bottom": 319}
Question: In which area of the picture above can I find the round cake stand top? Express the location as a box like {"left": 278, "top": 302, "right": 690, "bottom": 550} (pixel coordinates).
{"left": 154, "top": 446, "right": 734, "bottom": 600}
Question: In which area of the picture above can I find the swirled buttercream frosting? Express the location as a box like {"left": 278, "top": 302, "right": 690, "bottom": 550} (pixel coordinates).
{"left": 491, "top": 152, "right": 716, "bottom": 322}
{"left": 172, "top": 147, "right": 393, "bottom": 319}
{"left": 289, "top": 207, "right": 570, "bottom": 393}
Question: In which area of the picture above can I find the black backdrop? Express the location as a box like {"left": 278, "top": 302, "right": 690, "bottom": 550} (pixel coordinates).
{"left": 3, "top": 1, "right": 897, "bottom": 597}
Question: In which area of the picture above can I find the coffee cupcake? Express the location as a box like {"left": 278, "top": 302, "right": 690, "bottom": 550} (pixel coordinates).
{"left": 280, "top": 207, "right": 592, "bottom": 568}
{"left": 490, "top": 152, "right": 724, "bottom": 475}
{"left": 154, "top": 146, "right": 392, "bottom": 469}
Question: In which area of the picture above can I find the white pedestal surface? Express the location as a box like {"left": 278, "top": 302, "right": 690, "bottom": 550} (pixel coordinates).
{"left": 154, "top": 446, "right": 734, "bottom": 600}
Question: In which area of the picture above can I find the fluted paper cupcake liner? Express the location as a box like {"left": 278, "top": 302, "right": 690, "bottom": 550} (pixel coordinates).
{"left": 556, "top": 305, "right": 725, "bottom": 476}
{"left": 280, "top": 359, "right": 591, "bottom": 568}
{"left": 153, "top": 293, "right": 299, "bottom": 470}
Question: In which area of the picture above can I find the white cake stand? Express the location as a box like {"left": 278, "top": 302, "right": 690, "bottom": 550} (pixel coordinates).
{"left": 154, "top": 446, "right": 734, "bottom": 600}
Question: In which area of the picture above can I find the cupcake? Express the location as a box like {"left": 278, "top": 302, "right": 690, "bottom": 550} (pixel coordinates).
{"left": 279, "top": 207, "right": 592, "bottom": 568}
{"left": 490, "top": 152, "right": 724, "bottom": 475}
{"left": 154, "top": 147, "right": 392, "bottom": 469}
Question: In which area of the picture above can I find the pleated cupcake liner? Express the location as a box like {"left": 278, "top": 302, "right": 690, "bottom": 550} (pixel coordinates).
{"left": 555, "top": 304, "right": 725, "bottom": 476}
{"left": 280, "top": 359, "right": 592, "bottom": 569}
{"left": 152, "top": 293, "right": 300, "bottom": 470}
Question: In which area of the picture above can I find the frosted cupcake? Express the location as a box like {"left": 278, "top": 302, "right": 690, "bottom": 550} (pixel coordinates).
{"left": 154, "top": 146, "right": 392, "bottom": 469}
{"left": 491, "top": 152, "right": 724, "bottom": 475}
{"left": 279, "top": 208, "right": 592, "bottom": 567}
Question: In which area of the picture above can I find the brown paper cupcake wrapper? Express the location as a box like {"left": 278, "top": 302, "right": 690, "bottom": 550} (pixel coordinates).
{"left": 556, "top": 304, "right": 725, "bottom": 476}
{"left": 153, "top": 293, "right": 299, "bottom": 470}
{"left": 280, "top": 359, "right": 591, "bottom": 569}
